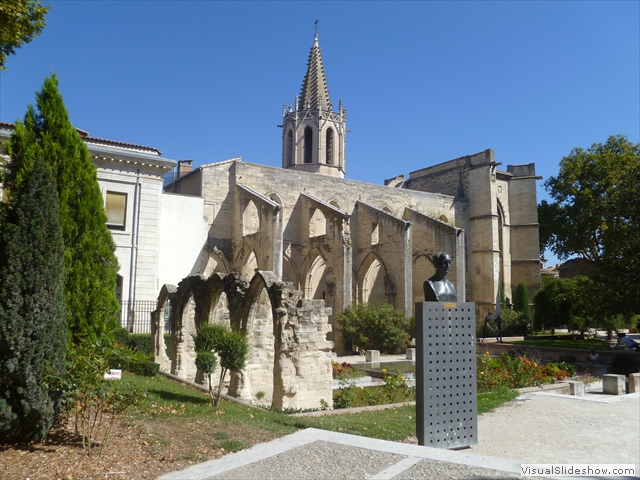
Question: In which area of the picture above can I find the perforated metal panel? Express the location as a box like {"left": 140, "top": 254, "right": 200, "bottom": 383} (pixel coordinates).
{"left": 416, "top": 302, "right": 477, "bottom": 449}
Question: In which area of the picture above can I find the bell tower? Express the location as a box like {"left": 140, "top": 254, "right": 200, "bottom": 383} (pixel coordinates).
{"left": 281, "top": 34, "right": 346, "bottom": 178}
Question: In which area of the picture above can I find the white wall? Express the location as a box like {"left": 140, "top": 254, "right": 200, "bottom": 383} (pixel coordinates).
{"left": 157, "top": 192, "right": 208, "bottom": 289}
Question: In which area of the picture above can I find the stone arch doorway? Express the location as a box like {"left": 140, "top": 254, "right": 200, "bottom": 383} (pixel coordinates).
{"left": 358, "top": 253, "right": 388, "bottom": 305}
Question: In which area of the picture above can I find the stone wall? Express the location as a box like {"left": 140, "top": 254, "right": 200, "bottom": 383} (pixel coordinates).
{"left": 151, "top": 270, "right": 334, "bottom": 411}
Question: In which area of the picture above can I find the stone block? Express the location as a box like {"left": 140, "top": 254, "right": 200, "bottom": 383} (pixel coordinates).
{"left": 566, "top": 380, "right": 584, "bottom": 396}
{"left": 406, "top": 348, "right": 416, "bottom": 361}
{"left": 628, "top": 373, "right": 640, "bottom": 394}
{"left": 602, "top": 374, "right": 626, "bottom": 395}
{"left": 366, "top": 350, "right": 380, "bottom": 363}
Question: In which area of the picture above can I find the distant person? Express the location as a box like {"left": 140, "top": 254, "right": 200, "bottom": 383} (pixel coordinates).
{"left": 617, "top": 333, "right": 640, "bottom": 352}
{"left": 587, "top": 350, "right": 599, "bottom": 364}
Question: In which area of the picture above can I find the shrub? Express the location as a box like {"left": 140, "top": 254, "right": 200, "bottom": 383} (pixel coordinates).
{"left": 337, "top": 301, "right": 412, "bottom": 354}
{"left": 112, "top": 328, "right": 152, "bottom": 355}
{"left": 192, "top": 323, "right": 249, "bottom": 407}
{"left": 58, "top": 340, "right": 141, "bottom": 455}
{"left": 108, "top": 338, "right": 158, "bottom": 377}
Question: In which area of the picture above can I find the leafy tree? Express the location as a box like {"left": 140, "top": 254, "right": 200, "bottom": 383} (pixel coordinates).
{"left": 0, "top": 155, "right": 66, "bottom": 441}
{"left": 4, "top": 74, "right": 120, "bottom": 343}
{"left": 539, "top": 135, "right": 640, "bottom": 317}
{"left": 337, "top": 301, "right": 413, "bottom": 354}
{"left": 532, "top": 276, "right": 595, "bottom": 334}
{"left": 193, "top": 323, "right": 248, "bottom": 407}
{"left": 0, "top": 0, "right": 50, "bottom": 70}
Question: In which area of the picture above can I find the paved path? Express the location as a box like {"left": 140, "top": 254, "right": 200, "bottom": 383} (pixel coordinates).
{"left": 159, "top": 391, "right": 639, "bottom": 480}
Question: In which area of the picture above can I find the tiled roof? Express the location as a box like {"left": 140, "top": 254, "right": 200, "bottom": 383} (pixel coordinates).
{"left": 0, "top": 122, "right": 162, "bottom": 155}
{"left": 299, "top": 34, "right": 332, "bottom": 111}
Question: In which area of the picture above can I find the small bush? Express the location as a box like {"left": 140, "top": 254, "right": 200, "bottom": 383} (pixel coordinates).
{"left": 126, "top": 359, "right": 159, "bottom": 377}
{"left": 128, "top": 334, "right": 152, "bottom": 355}
{"left": 58, "top": 340, "right": 142, "bottom": 455}
{"left": 113, "top": 327, "right": 130, "bottom": 346}
{"left": 337, "top": 301, "right": 412, "bottom": 354}
{"left": 112, "top": 328, "right": 152, "bottom": 355}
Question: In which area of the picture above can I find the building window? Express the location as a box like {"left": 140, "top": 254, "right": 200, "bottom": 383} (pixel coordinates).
{"left": 304, "top": 127, "right": 313, "bottom": 163}
{"left": 326, "top": 128, "right": 333, "bottom": 164}
{"left": 105, "top": 191, "right": 127, "bottom": 230}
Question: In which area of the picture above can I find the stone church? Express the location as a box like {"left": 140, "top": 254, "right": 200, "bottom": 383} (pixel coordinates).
{"left": 1, "top": 33, "right": 540, "bottom": 358}
{"left": 163, "top": 33, "right": 541, "bottom": 355}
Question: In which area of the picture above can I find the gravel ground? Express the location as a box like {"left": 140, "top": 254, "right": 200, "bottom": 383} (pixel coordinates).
{"left": 467, "top": 392, "right": 640, "bottom": 469}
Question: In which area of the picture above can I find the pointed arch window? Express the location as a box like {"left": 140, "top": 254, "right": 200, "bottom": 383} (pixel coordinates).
{"left": 304, "top": 127, "right": 313, "bottom": 163}
{"left": 286, "top": 129, "right": 293, "bottom": 166}
{"left": 325, "top": 128, "right": 334, "bottom": 164}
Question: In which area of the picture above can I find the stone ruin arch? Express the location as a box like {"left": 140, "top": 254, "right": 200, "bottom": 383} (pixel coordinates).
{"left": 357, "top": 252, "right": 388, "bottom": 305}
{"left": 151, "top": 270, "right": 334, "bottom": 411}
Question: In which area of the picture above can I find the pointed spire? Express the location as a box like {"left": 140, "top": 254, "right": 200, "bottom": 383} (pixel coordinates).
{"left": 299, "top": 33, "right": 332, "bottom": 111}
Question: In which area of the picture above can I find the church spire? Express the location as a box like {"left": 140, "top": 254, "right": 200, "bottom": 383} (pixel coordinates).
{"left": 280, "top": 32, "right": 347, "bottom": 179}
{"left": 299, "top": 34, "right": 332, "bottom": 111}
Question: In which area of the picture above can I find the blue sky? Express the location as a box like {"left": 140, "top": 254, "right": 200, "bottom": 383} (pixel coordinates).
{"left": 1, "top": 1, "right": 638, "bottom": 265}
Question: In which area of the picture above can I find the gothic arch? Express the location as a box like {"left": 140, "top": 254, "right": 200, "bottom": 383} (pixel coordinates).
{"left": 309, "top": 208, "right": 327, "bottom": 237}
{"left": 328, "top": 199, "right": 343, "bottom": 211}
{"left": 172, "top": 280, "right": 199, "bottom": 381}
{"left": 325, "top": 127, "right": 334, "bottom": 165}
{"left": 286, "top": 129, "right": 294, "bottom": 166}
{"left": 151, "top": 284, "right": 177, "bottom": 371}
{"left": 235, "top": 243, "right": 259, "bottom": 279}
{"left": 412, "top": 253, "right": 432, "bottom": 304}
{"left": 282, "top": 255, "right": 299, "bottom": 288}
{"left": 235, "top": 271, "right": 279, "bottom": 404}
{"left": 204, "top": 247, "right": 231, "bottom": 277}
{"left": 306, "top": 254, "right": 327, "bottom": 300}
{"left": 303, "top": 126, "right": 313, "bottom": 163}
{"left": 357, "top": 252, "right": 388, "bottom": 304}
{"left": 242, "top": 199, "right": 260, "bottom": 236}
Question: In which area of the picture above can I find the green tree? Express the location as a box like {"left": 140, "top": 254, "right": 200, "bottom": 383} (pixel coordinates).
{"left": 539, "top": 135, "right": 640, "bottom": 317}
{"left": 0, "top": 155, "right": 66, "bottom": 441}
{"left": 337, "top": 301, "right": 412, "bottom": 354}
{"left": 532, "top": 276, "right": 594, "bottom": 334}
{"left": 0, "top": 0, "right": 50, "bottom": 70}
{"left": 513, "top": 281, "right": 530, "bottom": 320}
{"left": 4, "top": 74, "right": 120, "bottom": 343}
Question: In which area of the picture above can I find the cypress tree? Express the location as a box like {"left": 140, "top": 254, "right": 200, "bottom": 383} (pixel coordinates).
{"left": 514, "top": 281, "right": 531, "bottom": 320}
{"left": 0, "top": 154, "right": 66, "bottom": 441}
{"left": 4, "top": 74, "right": 120, "bottom": 342}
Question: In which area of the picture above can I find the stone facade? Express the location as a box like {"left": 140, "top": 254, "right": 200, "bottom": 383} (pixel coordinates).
{"left": 151, "top": 271, "right": 334, "bottom": 411}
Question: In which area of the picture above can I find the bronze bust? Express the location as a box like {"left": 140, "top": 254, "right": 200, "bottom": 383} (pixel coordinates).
{"left": 423, "top": 252, "right": 457, "bottom": 302}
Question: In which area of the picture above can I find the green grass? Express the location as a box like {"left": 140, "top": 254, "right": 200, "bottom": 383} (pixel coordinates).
{"left": 120, "top": 372, "right": 518, "bottom": 445}
{"left": 507, "top": 338, "right": 610, "bottom": 350}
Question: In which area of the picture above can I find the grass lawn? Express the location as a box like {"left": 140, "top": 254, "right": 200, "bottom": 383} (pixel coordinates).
{"left": 121, "top": 373, "right": 518, "bottom": 458}
{"left": 507, "top": 338, "right": 611, "bottom": 350}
